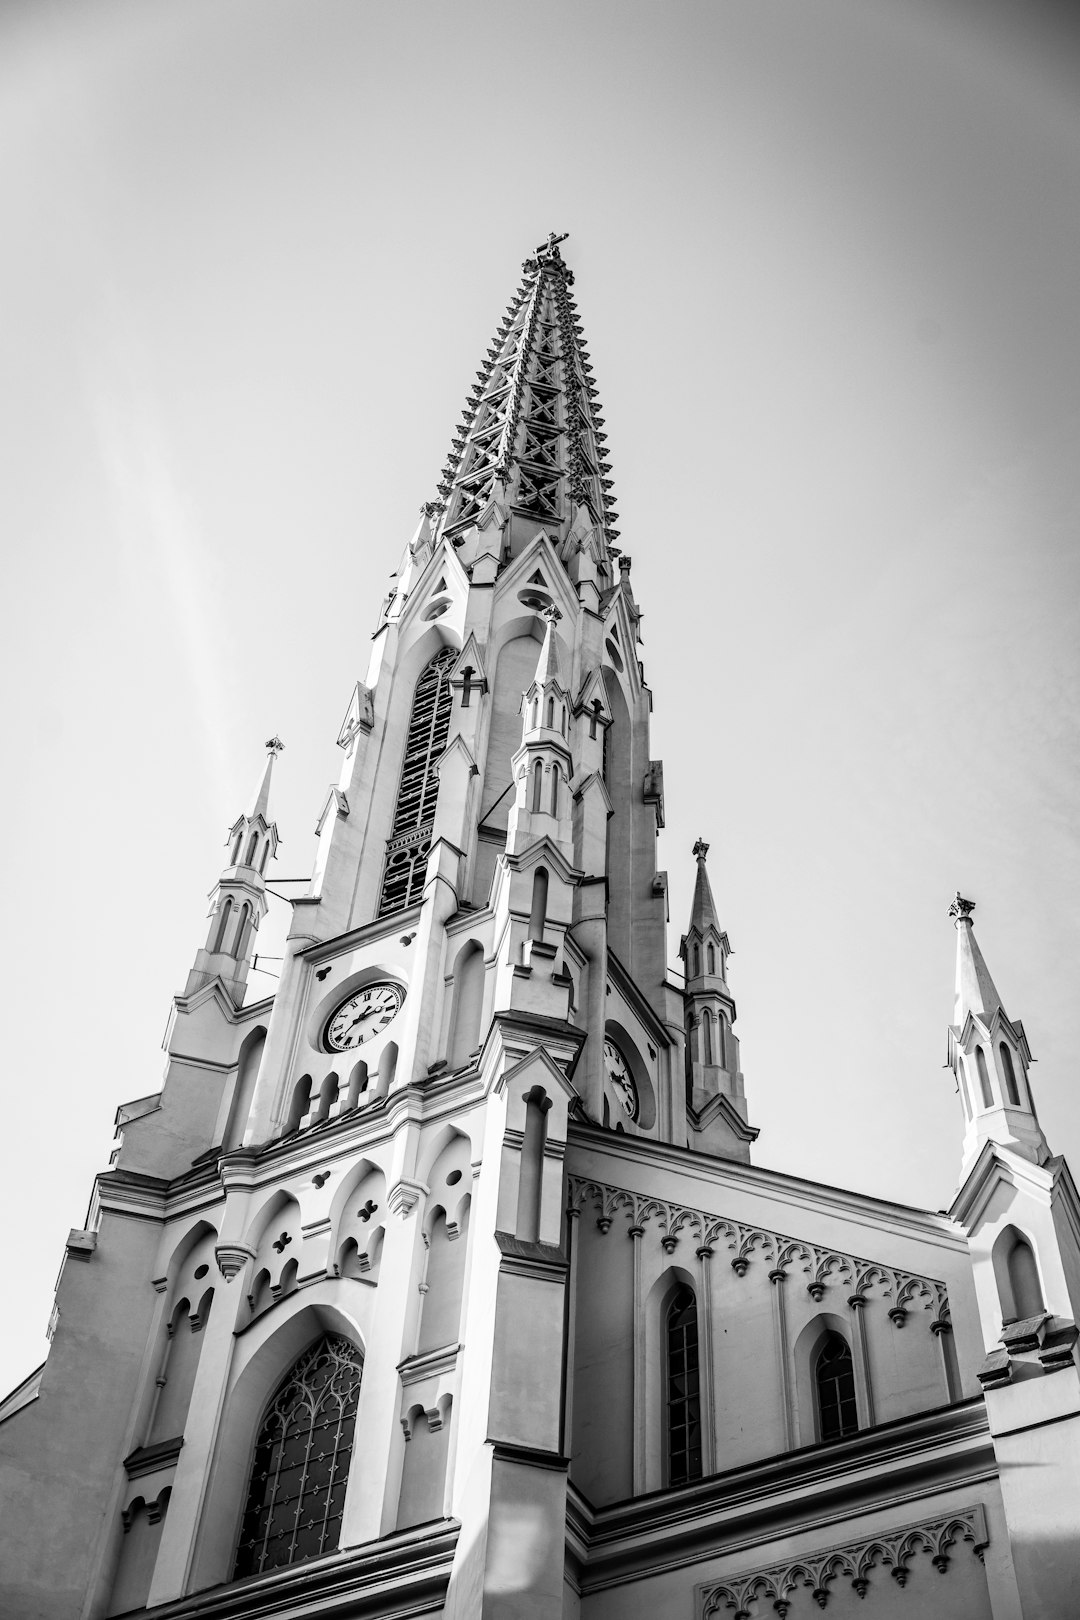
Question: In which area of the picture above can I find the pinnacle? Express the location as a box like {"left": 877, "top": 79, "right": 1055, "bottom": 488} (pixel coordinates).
{"left": 688, "top": 839, "right": 722, "bottom": 937}
{"left": 950, "top": 894, "right": 1006, "bottom": 1026}
{"left": 246, "top": 737, "right": 283, "bottom": 823}
{"left": 533, "top": 606, "right": 564, "bottom": 690}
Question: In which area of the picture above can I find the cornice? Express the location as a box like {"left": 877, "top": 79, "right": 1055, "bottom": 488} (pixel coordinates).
{"left": 136, "top": 1520, "right": 459, "bottom": 1620}
{"left": 94, "top": 1168, "right": 171, "bottom": 1222}
{"left": 568, "top": 1176, "right": 951, "bottom": 1325}
{"left": 568, "top": 1399, "right": 993, "bottom": 1593}
{"left": 567, "top": 1127, "right": 969, "bottom": 1255}
{"left": 298, "top": 904, "right": 424, "bottom": 964}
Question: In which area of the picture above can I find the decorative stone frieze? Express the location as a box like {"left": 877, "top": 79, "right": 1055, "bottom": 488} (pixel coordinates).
{"left": 568, "top": 1177, "right": 950, "bottom": 1328}
{"left": 699, "top": 1503, "right": 988, "bottom": 1616}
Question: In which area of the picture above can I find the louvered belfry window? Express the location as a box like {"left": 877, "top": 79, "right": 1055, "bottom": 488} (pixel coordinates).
{"left": 665, "top": 1285, "right": 703, "bottom": 1485}
{"left": 378, "top": 647, "right": 456, "bottom": 915}
{"left": 233, "top": 1335, "right": 363, "bottom": 1579}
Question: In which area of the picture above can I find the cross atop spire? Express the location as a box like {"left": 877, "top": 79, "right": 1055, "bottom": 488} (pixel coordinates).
{"left": 432, "top": 237, "right": 618, "bottom": 553}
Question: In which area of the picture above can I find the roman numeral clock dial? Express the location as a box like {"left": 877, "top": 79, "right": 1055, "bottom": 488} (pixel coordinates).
{"left": 325, "top": 982, "right": 406, "bottom": 1052}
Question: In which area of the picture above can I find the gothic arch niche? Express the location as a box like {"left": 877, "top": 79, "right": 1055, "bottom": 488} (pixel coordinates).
{"left": 397, "top": 1396, "right": 452, "bottom": 1528}
{"left": 378, "top": 641, "right": 457, "bottom": 916}
{"left": 189, "top": 1302, "right": 366, "bottom": 1593}
{"left": 602, "top": 669, "right": 633, "bottom": 962}
{"left": 146, "top": 1221, "right": 218, "bottom": 1445}
{"left": 643, "top": 1267, "right": 703, "bottom": 1490}
{"left": 330, "top": 1160, "right": 388, "bottom": 1282}
{"left": 445, "top": 938, "right": 486, "bottom": 1069}
{"left": 242, "top": 1190, "right": 302, "bottom": 1325}
{"left": 108, "top": 1488, "right": 171, "bottom": 1617}
{"left": 603, "top": 1020, "right": 657, "bottom": 1132}
{"left": 417, "top": 1132, "right": 472, "bottom": 1353}
{"left": 224, "top": 1025, "right": 266, "bottom": 1150}
{"left": 993, "top": 1225, "right": 1046, "bottom": 1322}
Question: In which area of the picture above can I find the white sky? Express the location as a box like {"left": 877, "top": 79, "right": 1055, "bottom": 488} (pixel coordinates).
{"left": 2, "top": 0, "right": 1079, "bottom": 1396}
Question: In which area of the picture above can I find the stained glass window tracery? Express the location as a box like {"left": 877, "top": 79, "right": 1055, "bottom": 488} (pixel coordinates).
{"left": 233, "top": 1334, "right": 363, "bottom": 1579}
{"left": 378, "top": 647, "right": 456, "bottom": 915}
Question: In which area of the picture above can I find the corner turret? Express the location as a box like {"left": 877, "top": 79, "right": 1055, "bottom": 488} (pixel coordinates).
{"left": 185, "top": 738, "right": 282, "bottom": 1005}
{"left": 679, "top": 839, "right": 756, "bottom": 1161}
{"left": 947, "top": 894, "right": 1047, "bottom": 1171}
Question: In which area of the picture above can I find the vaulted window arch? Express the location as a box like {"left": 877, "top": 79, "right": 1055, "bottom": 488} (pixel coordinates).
{"left": 233, "top": 1335, "right": 363, "bottom": 1579}
{"left": 815, "top": 1331, "right": 857, "bottom": 1441}
{"left": 665, "top": 1285, "right": 702, "bottom": 1485}
{"left": 379, "top": 648, "right": 456, "bottom": 915}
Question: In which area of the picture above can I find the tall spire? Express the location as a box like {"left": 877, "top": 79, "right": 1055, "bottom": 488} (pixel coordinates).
{"left": 950, "top": 892, "right": 1005, "bottom": 1026}
{"left": 247, "top": 735, "right": 284, "bottom": 822}
{"left": 946, "top": 894, "right": 1047, "bottom": 1171}
{"left": 431, "top": 232, "right": 618, "bottom": 555}
{"left": 689, "top": 837, "right": 721, "bottom": 939}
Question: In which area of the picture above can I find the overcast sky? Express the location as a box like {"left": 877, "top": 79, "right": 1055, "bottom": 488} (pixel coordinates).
{"left": 2, "top": 0, "right": 1079, "bottom": 1395}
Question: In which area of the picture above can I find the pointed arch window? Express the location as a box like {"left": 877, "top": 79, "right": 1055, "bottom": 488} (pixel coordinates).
{"left": 233, "top": 1335, "right": 363, "bottom": 1579}
{"left": 815, "top": 1332, "right": 857, "bottom": 1441}
{"left": 975, "top": 1045, "right": 993, "bottom": 1108}
{"left": 378, "top": 648, "right": 455, "bottom": 915}
{"left": 1000, "top": 1044, "right": 1020, "bottom": 1106}
{"left": 665, "top": 1285, "right": 702, "bottom": 1485}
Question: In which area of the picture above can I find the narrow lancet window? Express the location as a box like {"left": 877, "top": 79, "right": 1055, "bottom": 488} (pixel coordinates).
{"left": 665, "top": 1285, "right": 702, "bottom": 1485}
{"left": 233, "top": 1335, "right": 362, "bottom": 1578}
{"left": 975, "top": 1045, "right": 993, "bottom": 1108}
{"left": 815, "top": 1332, "right": 858, "bottom": 1441}
{"left": 1000, "top": 1044, "right": 1020, "bottom": 1106}
{"left": 378, "top": 647, "right": 455, "bottom": 915}
{"left": 530, "top": 759, "right": 544, "bottom": 812}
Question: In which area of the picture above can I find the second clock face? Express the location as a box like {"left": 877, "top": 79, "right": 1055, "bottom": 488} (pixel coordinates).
{"left": 604, "top": 1039, "right": 638, "bottom": 1122}
{"left": 325, "top": 982, "right": 406, "bottom": 1052}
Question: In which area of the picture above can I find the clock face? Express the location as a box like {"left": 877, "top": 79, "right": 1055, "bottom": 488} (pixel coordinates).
{"left": 604, "top": 1039, "right": 638, "bottom": 1122}
{"left": 325, "top": 982, "right": 406, "bottom": 1052}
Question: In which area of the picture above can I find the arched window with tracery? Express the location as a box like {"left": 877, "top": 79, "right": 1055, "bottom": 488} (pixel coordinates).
{"left": 233, "top": 1335, "right": 363, "bottom": 1579}
{"left": 815, "top": 1331, "right": 857, "bottom": 1441}
{"left": 665, "top": 1285, "right": 702, "bottom": 1485}
{"left": 379, "top": 648, "right": 456, "bottom": 915}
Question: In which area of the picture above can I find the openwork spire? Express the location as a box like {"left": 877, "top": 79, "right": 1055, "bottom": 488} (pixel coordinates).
{"left": 432, "top": 233, "right": 618, "bottom": 549}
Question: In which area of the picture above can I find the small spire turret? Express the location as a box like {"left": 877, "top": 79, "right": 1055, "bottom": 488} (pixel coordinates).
{"left": 947, "top": 894, "right": 1048, "bottom": 1171}
{"left": 185, "top": 739, "right": 282, "bottom": 1006}
{"left": 680, "top": 840, "right": 755, "bottom": 1161}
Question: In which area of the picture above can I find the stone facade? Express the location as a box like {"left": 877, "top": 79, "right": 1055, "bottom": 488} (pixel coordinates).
{"left": 2, "top": 236, "right": 1078, "bottom": 1620}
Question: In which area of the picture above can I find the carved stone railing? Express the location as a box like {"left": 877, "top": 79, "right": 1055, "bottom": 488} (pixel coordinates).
{"left": 699, "top": 1504, "right": 987, "bottom": 1616}
{"left": 567, "top": 1177, "right": 950, "bottom": 1328}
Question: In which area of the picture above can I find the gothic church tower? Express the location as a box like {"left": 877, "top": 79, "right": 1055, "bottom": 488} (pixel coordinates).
{"left": 3, "top": 236, "right": 1080, "bottom": 1620}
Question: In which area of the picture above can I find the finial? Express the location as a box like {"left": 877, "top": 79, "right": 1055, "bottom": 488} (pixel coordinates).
{"left": 265, "top": 736, "right": 285, "bottom": 757}
{"left": 949, "top": 892, "right": 975, "bottom": 923}
{"left": 541, "top": 604, "right": 562, "bottom": 625}
{"left": 693, "top": 838, "right": 710, "bottom": 863}
{"left": 618, "top": 553, "right": 632, "bottom": 577}
{"left": 535, "top": 230, "right": 569, "bottom": 259}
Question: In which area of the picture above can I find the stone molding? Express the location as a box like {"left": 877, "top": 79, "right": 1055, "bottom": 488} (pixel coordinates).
{"left": 699, "top": 1503, "right": 988, "bottom": 1616}
{"left": 568, "top": 1177, "right": 950, "bottom": 1327}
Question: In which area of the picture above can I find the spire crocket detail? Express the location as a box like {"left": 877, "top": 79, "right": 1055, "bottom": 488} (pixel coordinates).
{"left": 431, "top": 231, "right": 618, "bottom": 552}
